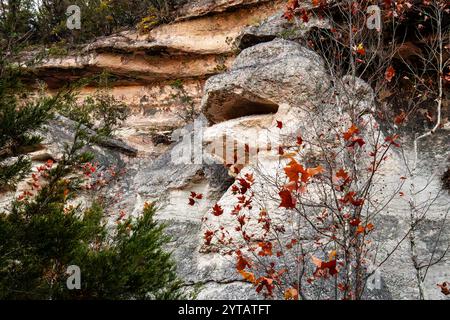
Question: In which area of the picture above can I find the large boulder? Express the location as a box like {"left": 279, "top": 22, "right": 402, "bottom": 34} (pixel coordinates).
{"left": 201, "top": 39, "right": 331, "bottom": 124}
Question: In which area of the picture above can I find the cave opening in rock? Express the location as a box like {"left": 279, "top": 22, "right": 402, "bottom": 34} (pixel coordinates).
{"left": 207, "top": 94, "right": 279, "bottom": 124}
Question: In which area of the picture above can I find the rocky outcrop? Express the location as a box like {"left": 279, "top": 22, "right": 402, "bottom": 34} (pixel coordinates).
{"left": 130, "top": 38, "right": 448, "bottom": 299}
{"left": 11, "top": 0, "right": 449, "bottom": 300}
{"left": 202, "top": 39, "right": 330, "bottom": 123}
{"left": 24, "top": 0, "right": 287, "bottom": 157}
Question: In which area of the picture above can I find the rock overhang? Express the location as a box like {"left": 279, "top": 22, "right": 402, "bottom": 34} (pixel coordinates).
{"left": 201, "top": 39, "right": 331, "bottom": 125}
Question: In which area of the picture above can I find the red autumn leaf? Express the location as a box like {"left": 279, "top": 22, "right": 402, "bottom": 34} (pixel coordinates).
{"left": 286, "top": 238, "right": 297, "bottom": 249}
{"left": 348, "top": 136, "right": 366, "bottom": 148}
{"left": 255, "top": 276, "right": 275, "bottom": 296}
{"left": 231, "top": 204, "right": 242, "bottom": 215}
{"left": 356, "top": 43, "right": 366, "bottom": 55}
{"left": 349, "top": 218, "right": 361, "bottom": 226}
{"left": 278, "top": 146, "right": 284, "bottom": 155}
{"left": 188, "top": 192, "right": 203, "bottom": 205}
{"left": 296, "top": 136, "right": 303, "bottom": 145}
{"left": 283, "top": 10, "right": 294, "bottom": 20}
{"left": 340, "top": 191, "right": 364, "bottom": 207}
{"left": 237, "top": 178, "right": 251, "bottom": 194}
{"left": 204, "top": 230, "right": 214, "bottom": 245}
{"left": 336, "top": 168, "right": 349, "bottom": 180}
{"left": 385, "top": 134, "right": 401, "bottom": 147}
{"left": 279, "top": 189, "right": 297, "bottom": 209}
{"left": 237, "top": 215, "right": 246, "bottom": 226}
{"left": 343, "top": 124, "right": 360, "bottom": 141}
{"left": 394, "top": 111, "right": 407, "bottom": 125}
{"left": 385, "top": 66, "right": 396, "bottom": 82}
{"left": 212, "top": 203, "right": 224, "bottom": 216}
{"left": 276, "top": 120, "right": 283, "bottom": 129}
{"left": 258, "top": 242, "right": 273, "bottom": 256}
{"left": 311, "top": 256, "right": 338, "bottom": 277}
{"left": 300, "top": 9, "right": 309, "bottom": 23}
{"left": 438, "top": 282, "right": 450, "bottom": 295}
{"left": 46, "top": 159, "right": 54, "bottom": 168}
{"left": 236, "top": 254, "right": 251, "bottom": 271}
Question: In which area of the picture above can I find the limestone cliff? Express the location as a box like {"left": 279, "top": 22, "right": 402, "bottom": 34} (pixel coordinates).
{"left": 11, "top": 0, "right": 450, "bottom": 300}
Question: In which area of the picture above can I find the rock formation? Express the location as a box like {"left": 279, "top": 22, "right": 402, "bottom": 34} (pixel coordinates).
{"left": 9, "top": 0, "right": 449, "bottom": 299}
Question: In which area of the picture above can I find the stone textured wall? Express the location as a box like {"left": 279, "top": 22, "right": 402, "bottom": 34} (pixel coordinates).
{"left": 11, "top": 0, "right": 450, "bottom": 299}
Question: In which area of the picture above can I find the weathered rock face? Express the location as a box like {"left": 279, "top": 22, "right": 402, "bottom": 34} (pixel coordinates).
{"left": 25, "top": 0, "right": 286, "bottom": 156}
{"left": 11, "top": 0, "right": 449, "bottom": 300}
{"left": 200, "top": 40, "right": 450, "bottom": 299}
{"left": 202, "top": 39, "right": 330, "bottom": 124}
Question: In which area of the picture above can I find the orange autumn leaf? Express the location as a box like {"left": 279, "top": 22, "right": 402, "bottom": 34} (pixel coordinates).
{"left": 385, "top": 66, "right": 396, "bottom": 82}
{"left": 343, "top": 124, "right": 360, "bottom": 141}
{"left": 356, "top": 223, "right": 375, "bottom": 235}
{"left": 239, "top": 270, "right": 256, "bottom": 284}
{"left": 328, "top": 250, "right": 337, "bottom": 261}
{"left": 307, "top": 165, "right": 324, "bottom": 177}
{"left": 258, "top": 241, "right": 273, "bottom": 256}
{"left": 284, "top": 287, "right": 299, "bottom": 300}
{"left": 284, "top": 159, "right": 306, "bottom": 183}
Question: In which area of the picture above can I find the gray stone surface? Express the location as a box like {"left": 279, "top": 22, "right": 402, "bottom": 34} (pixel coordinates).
{"left": 202, "top": 39, "right": 331, "bottom": 123}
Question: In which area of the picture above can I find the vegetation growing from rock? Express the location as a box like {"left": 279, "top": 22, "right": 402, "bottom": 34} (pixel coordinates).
{"left": 0, "top": 10, "right": 184, "bottom": 299}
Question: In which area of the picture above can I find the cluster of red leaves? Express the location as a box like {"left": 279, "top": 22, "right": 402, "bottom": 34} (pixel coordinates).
{"left": 343, "top": 124, "right": 365, "bottom": 148}
{"left": 188, "top": 191, "right": 203, "bottom": 206}
{"left": 17, "top": 159, "right": 55, "bottom": 201}
{"left": 204, "top": 230, "right": 214, "bottom": 246}
{"left": 283, "top": 0, "right": 300, "bottom": 21}
{"left": 334, "top": 168, "right": 351, "bottom": 192}
{"left": 258, "top": 241, "right": 273, "bottom": 257}
{"left": 81, "top": 162, "right": 97, "bottom": 177}
{"left": 340, "top": 191, "right": 364, "bottom": 207}
{"left": 279, "top": 158, "right": 323, "bottom": 209}
{"left": 115, "top": 210, "right": 126, "bottom": 223}
{"left": 237, "top": 250, "right": 288, "bottom": 298}
{"left": 309, "top": 252, "right": 338, "bottom": 282}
